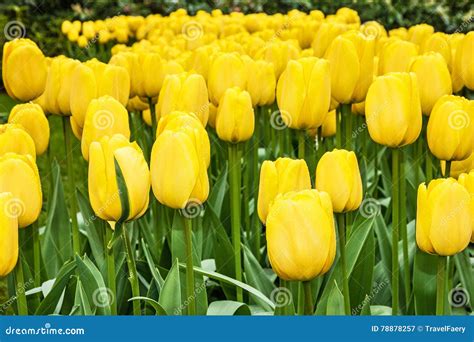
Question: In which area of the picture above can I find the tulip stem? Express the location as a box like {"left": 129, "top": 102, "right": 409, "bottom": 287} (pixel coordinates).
{"left": 148, "top": 97, "right": 157, "bottom": 138}
{"left": 121, "top": 222, "right": 141, "bottom": 315}
{"left": 399, "top": 149, "right": 410, "bottom": 311}
{"left": 298, "top": 130, "right": 305, "bottom": 160}
{"left": 436, "top": 256, "right": 447, "bottom": 315}
{"left": 337, "top": 213, "right": 351, "bottom": 315}
{"left": 253, "top": 111, "right": 261, "bottom": 260}
{"left": 63, "top": 116, "right": 81, "bottom": 256}
{"left": 303, "top": 281, "right": 314, "bottom": 315}
{"left": 391, "top": 148, "right": 400, "bottom": 315}
{"left": 105, "top": 223, "right": 117, "bottom": 315}
{"left": 228, "top": 143, "right": 243, "bottom": 302}
{"left": 32, "top": 222, "right": 41, "bottom": 288}
{"left": 445, "top": 160, "right": 451, "bottom": 178}
{"left": 342, "top": 104, "right": 352, "bottom": 150}
{"left": 184, "top": 216, "right": 196, "bottom": 315}
{"left": 15, "top": 255, "right": 28, "bottom": 315}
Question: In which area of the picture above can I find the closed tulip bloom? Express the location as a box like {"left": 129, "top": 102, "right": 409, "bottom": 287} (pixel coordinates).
{"left": 216, "top": 87, "right": 254, "bottom": 143}
{"left": 427, "top": 95, "right": 474, "bottom": 161}
{"left": 0, "top": 153, "right": 42, "bottom": 228}
{"left": 416, "top": 178, "right": 472, "bottom": 256}
{"left": 457, "top": 171, "right": 474, "bottom": 242}
{"left": 70, "top": 116, "right": 83, "bottom": 140}
{"left": 409, "top": 53, "right": 452, "bottom": 115}
{"left": 208, "top": 53, "right": 247, "bottom": 105}
{"left": 450, "top": 33, "right": 466, "bottom": 93}
{"left": 456, "top": 32, "right": 474, "bottom": 90}
{"left": 81, "top": 96, "right": 131, "bottom": 161}
{"left": 378, "top": 39, "right": 418, "bottom": 74}
{"left": 2, "top": 39, "right": 47, "bottom": 102}
{"left": 266, "top": 189, "right": 336, "bottom": 281}
{"left": 389, "top": 27, "right": 408, "bottom": 40}
{"left": 8, "top": 103, "right": 50, "bottom": 156}
{"left": 257, "top": 158, "right": 312, "bottom": 224}
{"left": 157, "top": 73, "right": 209, "bottom": 126}
{"left": 316, "top": 149, "right": 363, "bottom": 213}
{"left": 311, "top": 22, "right": 347, "bottom": 58}
{"left": 255, "top": 41, "right": 300, "bottom": 78}
{"left": 246, "top": 59, "right": 276, "bottom": 107}
{"left": 321, "top": 109, "right": 337, "bottom": 137}
{"left": 408, "top": 24, "right": 434, "bottom": 46}
{"left": 441, "top": 152, "right": 474, "bottom": 178}
{"left": 365, "top": 72, "right": 422, "bottom": 147}
{"left": 0, "top": 192, "right": 18, "bottom": 276}
{"left": 89, "top": 134, "right": 150, "bottom": 222}
{"left": 422, "top": 32, "right": 451, "bottom": 67}
{"left": 127, "top": 96, "right": 148, "bottom": 113}
{"left": 0, "top": 124, "right": 36, "bottom": 160}
{"left": 277, "top": 57, "right": 331, "bottom": 129}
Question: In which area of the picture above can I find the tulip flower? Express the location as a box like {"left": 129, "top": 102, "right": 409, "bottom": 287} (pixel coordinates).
{"left": 441, "top": 152, "right": 474, "bottom": 178}
{"left": 8, "top": 103, "right": 50, "bottom": 156}
{"left": 457, "top": 171, "right": 474, "bottom": 242}
{"left": 255, "top": 41, "right": 300, "bottom": 78}
{"left": 0, "top": 124, "right": 36, "bottom": 160}
{"left": 311, "top": 22, "right": 347, "bottom": 58}
{"left": 156, "top": 73, "right": 209, "bottom": 126}
{"left": 216, "top": 87, "right": 255, "bottom": 143}
{"left": 409, "top": 53, "right": 452, "bottom": 115}
{"left": 321, "top": 109, "right": 337, "bottom": 137}
{"left": 378, "top": 39, "right": 418, "bottom": 74}
{"left": 245, "top": 59, "right": 276, "bottom": 107}
{"left": 127, "top": 96, "right": 148, "bottom": 113}
{"left": 422, "top": 32, "right": 451, "bottom": 67}
{"left": 2, "top": 39, "right": 47, "bottom": 102}
{"left": 257, "top": 157, "right": 312, "bottom": 224}
{"left": 456, "top": 32, "right": 474, "bottom": 90}
{"left": 208, "top": 52, "right": 247, "bottom": 105}
{"left": 0, "top": 192, "right": 18, "bottom": 277}
{"left": 81, "top": 96, "right": 131, "bottom": 161}
{"left": 450, "top": 33, "right": 466, "bottom": 93}
{"left": 408, "top": 24, "right": 434, "bottom": 46}
{"left": 427, "top": 95, "right": 474, "bottom": 162}
{"left": 276, "top": 57, "right": 331, "bottom": 129}
{"left": 0, "top": 153, "right": 42, "bottom": 228}
{"left": 88, "top": 134, "right": 150, "bottom": 222}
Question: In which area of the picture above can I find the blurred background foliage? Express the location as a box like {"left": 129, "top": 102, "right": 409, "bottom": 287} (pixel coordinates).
{"left": 0, "top": 0, "right": 473, "bottom": 57}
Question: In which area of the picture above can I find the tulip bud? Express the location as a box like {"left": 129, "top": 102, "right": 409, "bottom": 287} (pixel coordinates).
{"left": 207, "top": 102, "right": 218, "bottom": 129}
{"left": 216, "top": 87, "right": 254, "bottom": 143}
{"left": 311, "top": 22, "right": 347, "bottom": 58}
{"left": 366, "top": 72, "right": 422, "bottom": 147}
{"left": 427, "top": 95, "right": 474, "bottom": 162}
{"left": 208, "top": 53, "right": 247, "bottom": 105}
{"left": 408, "top": 24, "right": 434, "bottom": 47}
{"left": 0, "top": 153, "right": 42, "bottom": 228}
{"left": 70, "top": 116, "right": 83, "bottom": 140}
{"left": 2, "top": 39, "right": 47, "bottom": 101}
{"left": 316, "top": 149, "right": 363, "bottom": 213}
{"left": 321, "top": 109, "right": 337, "bottom": 137}
{"left": 157, "top": 73, "right": 209, "bottom": 126}
{"left": 389, "top": 27, "right": 408, "bottom": 40}
{"left": 127, "top": 96, "right": 148, "bottom": 113}
{"left": 422, "top": 33, "right": 451, "bottom": 68}
{"left": 277, "top": 57, "right": 331, "bottom": 129}
{"left": 0, "top": 124, "right": 36, "bottom": 160}
{"left": 266, "top": 189, "right": 336, "bottom": 281}
{"left": 245, "top": 59, "right": 276, "bottom": 107}
{"left": 255, "top": 41, "right": 300, "bottom": 78}
{"left": 409, "top": 53, "right": 452, "bottom": 115}
{"left": 0, "top": 192, "right": 18, "bottom": 276}
{"left": 378, "top": 39, "right": 418, "bottom": 74}
{"left": 81, "top": 95, "right": 131, "bottom": 161}
{"left": 441, "top": 152, "right": 474, "bottom": 178}
{"left": 457, "top": 171, "right": 474, "bottom": 242}
{"left": 416, "top": 178, "right": 472, "bottom": 256}
{"left": 257, "top": 158, "right": 312, "bottom": 224}
{"left": 8, "top": 103, "right": 50, "bottom": 156}
{"left": 456, "top": 32, "right": 474, "bottom": 90}
{"left": 88, "top": 134, "right": 150, "bottom": 222}
{"left": 449, "top": 33, "right": 466, "bottom": 93}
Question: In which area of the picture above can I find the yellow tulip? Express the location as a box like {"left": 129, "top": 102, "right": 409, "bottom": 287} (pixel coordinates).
{"left": 77, "top": 36, "right": 88, "bottom": 48}
{"left": 207, "top": 102, "right": 218, "bottom": 129}
{"left": 457, "top": 171, "right": 474, "bottom": 242}
{"left": 416, "top": 178, "right": 472, "bottom": 256}
{"left": 61, "top": 20, "right": 72, "bottom": 34}
{"left": 255, "top": 41, "right": 300, "bottom": 78}
{"left": 2, "top": 39, "right": 47, "bottom": 102}
{"left": 157, "top": 72, "right": 209, "bottom": 126}
{"left": 449, "top": 33, "right": 466, "bottom": 93}
{"left": 365, "top": 72, "right": 422, "bottom": 147}
{"left": 88, "top": 134, "right": 150, "bottom": 222}
{"left": 266, "top": 189, "right": 336, "bottom": 281}
{"left": 441, "top": 152, "right": 474, "bottom": 178}
{"left": 208, "top": 53, "right": 247, "bottom": 105}
{"left": 427, "top": 95, "right": 474, "bottom": 162}
{"left": 409, "top": 52, "right": 452, "bottom": 115}
{"left": 245, "top": 59, "right": 276, "bottom": 107}
{"left": 335, "top": 7, "right": 360, "bottom": 25}
{"left": 70, "top": 116, "right": 83, "bottom": 140}
{"left": 8, "top": 103, "right": 50, "bottom": 156}
{"left": 257, "top": 157, "right": 312, "bottom": 224}
{"left": 0, "top": 192, "right": 18, "bottom": 276}
{"left": 81, "top": 95, "right": 131, "bottom": 161}
{"left": 408, "top": 24, "right": 434, "bottom": 47}
{"left": 216, "top": 87, "right": 254, "bottom": 143}
{"left": 127, "top": 96, "right": 148, "bottom": 113}
{"left": 389, "top": 27, "right": 408, "bottom": 40}
{"left": 422, "top": 32, "right": 451, "bottom": 68}
{"left": 316, "top": 149, "right": 363, "bottom": 213}
{"left": 321, "top": 109, "right": 337, "bottom": 137}
{"left": 378, "top": 39, "right": 418, "bottom": 74}
{"left": 311, "top": 22, "right": 347, "bottom": 58}
{"left": 456, "top": 32, "right": 474, "bottom": 90}
{"left": 277, "top": 57, "right": 331, "bottom": 129}
{"left": 0, "top": 153, "right": 42, "bottom": 228}
{"left": 0, "top": 124, "right": 36, "bottom": 160}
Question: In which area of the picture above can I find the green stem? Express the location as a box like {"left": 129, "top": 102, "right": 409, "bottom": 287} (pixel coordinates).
{"left": 228, "top": 143, "right": 243, "bottom": 302}
{"left": 392, "top": 148, "right": 400, "bottom": 315}
{"left": 15, "top": 255, "right": 28, "bottom": 315}
{"left": 297, "top": 282, "right": 304, "bottom": 315}
{"left": 253, "top": 109, "right": 261, "bottom": 260}
{"left": 63, "top": 116, "right": 80, "bottom": 255}
{"left": 184, "top": 217, "right": 196, "bottom": 315}
{"left": 148, "top": 97, "right": 157, "bottom": 138}
{"left": 303, "top": 281, "right": 314, "bottom": 315}
{"left": 436, "top": 256, "right": 447, "bottom": 315}
{"left": 342, "top": 103, "right": 352, "bottom": 150}
{"left": 298, "top": 130, "right": 305, "bottom": 160}
{"left": 121, "top": 223, "right": 141, "bottom": 315}
{"left": 105, "top": 224, "right": 117, "bottom": 315}
{"left": 445, "top": 160, "right": 451, "bottom": 178}
{"left": 336, "top": 106, "right": 342, "bottom": 148}
{"left": 399, "top": 149, "right": 410, "bottom": 311}
{"left": 32, "top": 223, "right": 41, "bottom": 288}
{"left": 337, "top": 213, "right": 351, "bottom": 315}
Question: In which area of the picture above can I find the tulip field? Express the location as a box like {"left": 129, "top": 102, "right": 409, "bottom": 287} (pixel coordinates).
{"left": 0, "top": 1, "right": 474, "bottom": 319}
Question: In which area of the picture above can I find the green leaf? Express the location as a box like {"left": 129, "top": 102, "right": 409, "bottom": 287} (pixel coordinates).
{"left": 207, "top": 164, "right": 228, "bottom": 218}
{"left": 454, "top": 249, "right": 474, "bottom": 309}
{"left": 72, "top": 279, "right": 93, "bottom": 315}
{"left": 360, "top": 295, "right": 372, "bottom": 316}
{"left": 370, "top": 305, "right": 392, "bottom": 315}
{"left": 326, "top": 281, "right": 345, "bottom": 315}
{"left": 207, "top": 300, "right": 251, "bottom": 315}
{"left": 129, "top": 296, "right": 167, "bottom": 315}
{"left": 158, "top": 259, "right": 182, "bottom": 315}
{"left": 413, "top": 249, "right": 437, "bottom": 315}
{"left": 108, "top": 157, "right": 130, "bottom": 249}
{"left": 141, "top": 238, "right": 165, "bottom": 292}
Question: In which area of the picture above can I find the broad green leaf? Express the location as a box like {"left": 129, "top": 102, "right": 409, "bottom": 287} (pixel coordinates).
{"left": 360, "top": 295, "right": 372, "bottom": 316}
{"left": 130, "top": 296, "right": 167, "bottom": 315}
{"left": 208, "top": 164, "right": 228, "bottom": 218}
{"left": 454, "top": 249, "right": 474, "bottom": 309}
{"left": 72, "top": 279, "right": 93, "bottom": 315}
{"left": 370, "top": 305, "right": 392, "bottom": 315}
{"left": 326, "top": 282, "right": 344, "bottom": 315}
{"left": 141, "top": 238, "right": 165, "bottom": 291}
{"left": 413, "top": 249, "right": 437, "bottom": 315}
{"left": 207, "top": 300, "right": 251, "bottom": 315}
{"left": 158, "top": 259, "right": 182, "bottom": 315}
